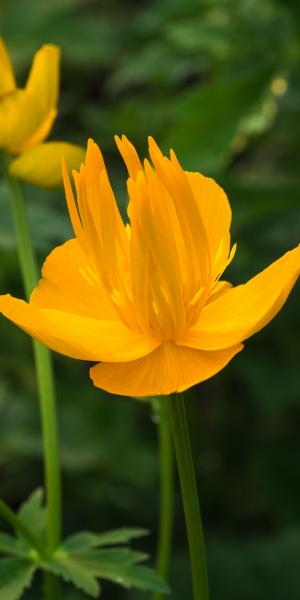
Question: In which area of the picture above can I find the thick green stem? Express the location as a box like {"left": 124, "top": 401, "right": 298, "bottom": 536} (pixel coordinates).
{"left": 44, "top": 572, "right": 61, "bottom": 598}
{"left": 6, "top": 177, "right": 61, "bottom": 594}
{"left": 32, "top": 342, "right": 61, "bottom": 552}
{"left": 0, "top": 498, "right": 46, "bottom": 559}
{"left": 168, "top": 393, "right": 209, "bottom": 600}
{"left": 152, "top": 397, "right": 174, "bottom": 600}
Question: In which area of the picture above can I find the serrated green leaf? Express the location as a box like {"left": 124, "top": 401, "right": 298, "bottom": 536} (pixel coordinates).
{"left": 62, "top": 528, "right": 148, "bottom": 552}
{"left": 47, "top": 556, "right": 100, "bottom": 598}
{"left": 18, "top": 489, "right": 46, "bottom": 541}
{"left": 116, "top": 564, "right": 170, "bottom": 594}
{"left": 60, "top": 547, "right": 169, "bottom": 595}
{"left": 0, "top": 557, "right": 36, "bottom": 600}
{"left": 80, "top": 556, "right": 169, "bottom": 594}
{"left": 0, "top": 533, "right": 29, "bottom": 558}
{"left": 71, "top": 548, "right": 147, "bottom": 570}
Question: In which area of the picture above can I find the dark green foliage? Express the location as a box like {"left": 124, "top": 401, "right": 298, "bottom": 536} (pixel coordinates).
{"left": 0, "top": 490, "right": 167, "bottom": 598}
{"left": 0, "top": 0, "right": 300, "bottom": 598}
{"left": 0, "top": 557, "right": 35, "bottom": 600}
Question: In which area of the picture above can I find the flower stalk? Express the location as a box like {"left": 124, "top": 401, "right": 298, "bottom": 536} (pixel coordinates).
{"left": 6, "top": 176, "right": 61, "bottom": 594}
{"left": 168, "top": 392, "right": 209, "bottom": 600}
{"left": 152, "top": 396, "right": 174, "bottom": 600}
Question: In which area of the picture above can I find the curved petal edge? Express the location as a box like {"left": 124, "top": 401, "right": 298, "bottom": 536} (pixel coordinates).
{"left": 9, "top": 142, "right": 85, "bottom": 188}
{"left": 178, "top": 245, "right": 300, "bottom": 351}
{"left": 0, "top": 294, "right": 160, "bottom": 362}
{"left": 90, "top": 341, "right": 243, "bottom": 397}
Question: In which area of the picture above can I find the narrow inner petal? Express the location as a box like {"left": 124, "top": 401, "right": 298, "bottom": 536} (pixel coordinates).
{"left": 63, "top": 139, "right": 139, "bottom": 332}
{"left": 62, "top": 136, "right": 240, "bottom": 346}
{"left": 125, "top": 137, "right": 214, "bottom": 340}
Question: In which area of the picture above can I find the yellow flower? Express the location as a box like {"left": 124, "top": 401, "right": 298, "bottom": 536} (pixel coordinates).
{"left": 0, "top": 137, "right": 299, "bottom": 396}
{"left": 0, "top": 38, "right": 84, "bottom": 186}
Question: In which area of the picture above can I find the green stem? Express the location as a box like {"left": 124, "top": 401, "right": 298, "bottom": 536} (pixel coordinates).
{"left": 44, "top": 572, "right": 61, "bottom": 598}
{"left": 168, "top": 393, "right": 209, "bottom": 600}
{"left": 152, "top": 397, "right": 174, "bottom": 600}
{"left": 6, "top": 177, "right": 62, "bottom": 594}
{"left": 32, "top": 342, "right": 61, "bottom": 553}
{"left": 0, "top": 498, "right": 47, "bottom": 559}
{"left": 7, "top": 176, "right": 38, "bottom": 298}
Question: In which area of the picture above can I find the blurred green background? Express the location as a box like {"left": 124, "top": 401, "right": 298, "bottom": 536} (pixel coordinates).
{"left": 0, "top": 0, "right": 300, "bottom": 598}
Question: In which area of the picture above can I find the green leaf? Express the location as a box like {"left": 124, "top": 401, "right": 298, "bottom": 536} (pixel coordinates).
{"left": 62, "top": 528, "right": 148, "bottom": 552}
{"left": 71, "top": 548, "right": 147, "bottom": 570}
{"left": 0, "top": 533, "right": 29, "bottom": 559}
{"left": 47, "top": 556, "right": 100, "bottom": 598}
{"left": 163, "top": 65, "right": 274, "bottom": 173}
{"left": 54, "top": 547, "right": 169, "bottom": 595}
{"left": 55, "top": 530, "right": 166, "bottom": 596}
{"left": 0, "top": 557, "right": 36, "bottom": 600}
{"left": 78, "top": 553, "right": 169, "bottom": 593}
{"left": 18, "top": 489, "right": 46, "bottom": 541}
{"left": 113, "top": 563, "right": 170, "bottom": 594}
{"left": 78, "top": 553, "right": 169, "bottom": 594}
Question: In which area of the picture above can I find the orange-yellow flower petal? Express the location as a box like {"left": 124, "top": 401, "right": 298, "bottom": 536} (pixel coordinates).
{"left": 25, "top": 44, "right": 60, "bottom": 114}
{"left": 90, "top": 341, "right": 243, "bottom": 397}
{"left": 115, "top": 134, "right": 143, "bottom": 181}
{"left": 1, "top": 136, "right": 299, "bottom": 397}
{"left": 0, "top": 38, "right": 16, "bottom": 97}
{"left": 19, "top": 109, "right": 57, "bottom": 153}
{"left": 178, "top": 245, "right": 300, "bottom": 351}
{"left": 62, "top": 140, "right": 137, "bottom": 331}
{"left": 187, "top": 172, "right": 233, "bottom": 279}
{"left": 0, "top": 43, "right": 60, "bottom": 154}
{"left": 0, "top": 90, "right": 48, "bottom": 154}
{"left": 21, "top": 44, "right": 60, "bottom": 150}
{"left": 31, "top": 239, "right": 118, "bottom": 320}
{"left": 0, "top": 295, "right": 159, "bottom": 362}
{"left": 9, "top": 142, "right": 85, "bottom": 187}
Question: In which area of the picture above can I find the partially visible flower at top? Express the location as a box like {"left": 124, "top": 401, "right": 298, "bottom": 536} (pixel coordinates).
{"left": 0, "top": 38, "right": 84, "bottom": 187}
{"left": 0, "top": 137, "right": 299, "bottom": 397}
